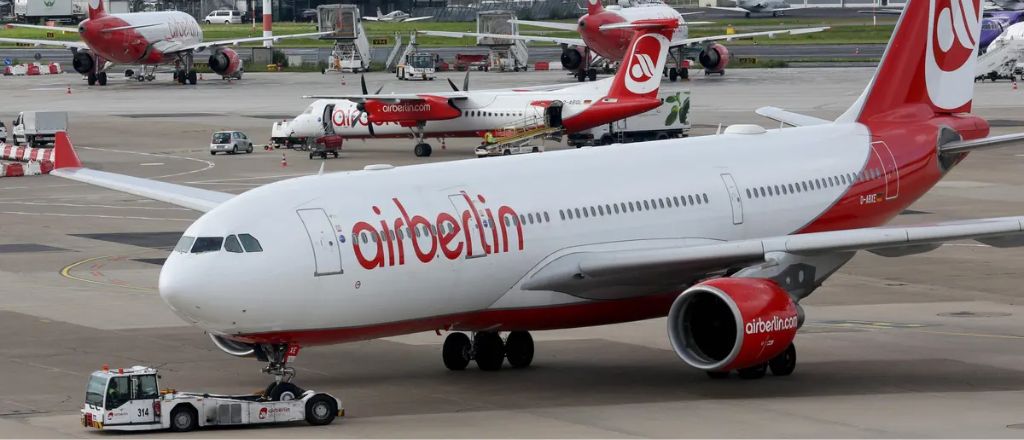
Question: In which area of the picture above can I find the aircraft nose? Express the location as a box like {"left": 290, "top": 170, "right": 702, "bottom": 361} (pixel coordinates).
{"left": 158, "top": 255, "right": 203, "bottom": 325}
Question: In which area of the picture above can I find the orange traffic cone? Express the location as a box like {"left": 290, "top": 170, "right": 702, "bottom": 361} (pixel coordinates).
{"left": 281, "top": 153, "right": 287, "bottom": 167}
{"left": 854, "top": 47, "right": 860, "bottom": 55}
{"left": 1014, "top": 81, "right": 1018, "bottom": 90}
{"left": 66, "top": 86, "right": 71, "bottom": 94}
{"left": 199, "top": 73, "right": 204, "bottom": 81}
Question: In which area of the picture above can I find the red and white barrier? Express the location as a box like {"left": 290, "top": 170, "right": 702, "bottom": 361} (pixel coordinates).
{"left": 0, "top": 160, "right": 53, "bottom": 177}
{"left": 1, "top": 63, "right": 63, "bottom": 77}
{"left": 0, "top": 144, "right": 54, "bottom": 163}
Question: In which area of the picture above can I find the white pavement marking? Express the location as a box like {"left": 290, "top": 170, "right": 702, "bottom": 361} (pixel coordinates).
{"left": 139, "top": 162, "right": 165, "bottom": 166}
{"left": 0, "top": 211, "right": 193, "bottom": 221}
{"left": 78, "top": 146, "right": 214, "bottom": 178}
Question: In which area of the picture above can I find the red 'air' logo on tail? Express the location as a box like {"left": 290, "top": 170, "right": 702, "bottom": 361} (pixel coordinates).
{"left": 623, "top": 33, "right": 668, "bottom": 95}
{"left": 925, "top": 0, "right": 980, "bottom": 111}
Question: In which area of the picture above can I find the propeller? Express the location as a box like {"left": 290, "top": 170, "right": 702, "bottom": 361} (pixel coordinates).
{"left": 446, "top": 70, "right": 471, "bottom": 92}
{"left": 352, "top": 74, "right": 384, "bottom": 136}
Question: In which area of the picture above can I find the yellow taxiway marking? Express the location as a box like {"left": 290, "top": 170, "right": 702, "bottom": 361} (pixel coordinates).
{"left": 60, "top": 255, "right": 156, "bottom": 293}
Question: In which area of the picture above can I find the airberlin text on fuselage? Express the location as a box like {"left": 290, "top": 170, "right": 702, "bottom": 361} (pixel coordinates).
{"left": 383, "top": 103, "right": 431, "bottom": 113}
{"left": 352, "top": 193, "right": 525, "bottom": 270}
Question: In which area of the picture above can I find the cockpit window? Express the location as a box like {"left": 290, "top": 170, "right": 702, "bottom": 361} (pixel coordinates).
{"left": 174, "top": 236, "right": 195, "bottom": 253}
{"left": 239, "top": 234, "right": 263, "bottom": 252}
{"left": 191, "top": 237, "right": 224, "bottom": 253}
{"left": 224, "top": 235, "right": 243, "bottom": 253}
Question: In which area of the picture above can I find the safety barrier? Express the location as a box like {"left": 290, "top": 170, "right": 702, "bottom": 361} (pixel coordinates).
{"left": 2, "top": 63, "right": 63, "bottom": 76}
{"left": 0, "top": 144, "right": 54, "bottom": 162}
{"left": 0, "top": 160, "right": 54, "bottom": 177}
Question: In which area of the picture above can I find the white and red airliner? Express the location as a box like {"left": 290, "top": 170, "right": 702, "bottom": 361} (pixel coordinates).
{"left": 421, "top": 0, "right": 828, "bottom": 81}
{"left": 0, "top": 0, "right": 327, "bottom": 85}
{"left": 47, "top": 0, "right": 1024, "bottom": 396}
{"left": 290, "top": 20, "right": 677, "bottom": 157}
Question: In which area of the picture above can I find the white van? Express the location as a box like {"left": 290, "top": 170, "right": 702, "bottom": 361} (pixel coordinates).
{"left": 205, "top": 9, "right": 242, "bottom": 24}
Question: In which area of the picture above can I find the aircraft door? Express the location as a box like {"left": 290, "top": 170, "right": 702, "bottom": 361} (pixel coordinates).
{"left": 545, "top": 101, "right": 563, "bottom": 128}
{"left": 870, "top": 141, "right": 900, "bottom": 200}
{"left": 296, "top": 208, "right": 344, "bottom": 276}
{"left": 720, "top": 173, "right": 744, "bottom": 225}
{"left": 525, "top": 103, "right": 543, "bottom": 127}
{"left": 322, "top": 103, "right": 336, "bottom": 135}
{"left": 448, "top": 192, "right": 489, "bottom": 259}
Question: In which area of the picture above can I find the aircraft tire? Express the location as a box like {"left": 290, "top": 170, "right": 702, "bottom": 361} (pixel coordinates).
{"left": 474, "top": 332, "right": 504, "bottom": 371}
{"left": 706, "top": 371, "right": 730, "bottom": 379}
{"left": 442, "top": 332, "right": 472, "bottom": 370}
{"left": 505, "top": 331, "right": 534, "bottom": 369}
{"left": 97, "top": 72, "right": 107, "bottom": 86}
{"left": 768, "top": 343, "right": 797, "bottom": 376}
{"left": 737, "top": 363, "right": 768, "bottom": 379}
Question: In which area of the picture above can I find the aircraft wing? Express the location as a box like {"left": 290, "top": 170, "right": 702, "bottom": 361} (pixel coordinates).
{"left": 176, "top": 31, "right": 334, "bottom": 53}
{"left": 5, "top": 23, "right": 79, "bottom": 33}
{"left": 302, "top": 92, "right": 469, "bottom": 102}
{"left": 418, "top": 30, "right": 585, "bottom": 47}
{"left": 755, "top": 106, "right": 830, "bottom": 126}
{"left": 521, "top": 215, "right": 1024, "bottom": 297}
{"left": 673, "top": 26, "right": 830, "bottom": 46}
{"left": 363, "top": 16, "right": 381, "bottom": 21}
{"left": 402, "top": 16, "right": 433, "bottom": 22}
{"left": 49, "top": 133, "right": 233, "bottom": 213}
{"left": 708, "top": 6, "right": 753, "bottom": 13}
{"left": 0, "top": 37, "right": 88, "bottom": 50}
{"left": 510, "top": 19, "right": 579, "bottom": 31}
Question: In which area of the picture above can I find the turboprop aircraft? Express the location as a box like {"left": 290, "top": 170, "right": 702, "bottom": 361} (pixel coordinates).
{"left": 47, "top": 0, "right": 1024, "bottom": 399}
{"left": 0, "top": 0, "right": 329, "bottom": 85}
{"left": 289, "top": 19, "right": 678, "bottom": 157}
{"left": 421, "top": 0, "right": 828, "bottom": 81}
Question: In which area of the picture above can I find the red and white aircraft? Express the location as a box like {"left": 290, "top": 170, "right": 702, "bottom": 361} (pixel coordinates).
{"left": 290, "top": 20, "right": 677, "bottom": 157}
{"left": 0, "top": 0, "right": 328, "bottom": 85}
{"left": 422, "top": 0, "right": 828, "bottom": 81}
{"left": 46, "top": 0, "right": 1024, "bottom": 392}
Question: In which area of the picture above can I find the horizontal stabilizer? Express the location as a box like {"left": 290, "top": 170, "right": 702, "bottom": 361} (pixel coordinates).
{"left": 940, "top": 132, "right": 1024, "bottom": 154}
{"left": 755, "top": 106, "right": 830, "bottom": 126}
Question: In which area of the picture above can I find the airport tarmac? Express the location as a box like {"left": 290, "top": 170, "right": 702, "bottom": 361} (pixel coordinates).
{"left": 2, "top": 69, "right": 1024, "bottom": 437}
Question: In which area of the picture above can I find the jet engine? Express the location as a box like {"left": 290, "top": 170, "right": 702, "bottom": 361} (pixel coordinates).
{"left": 72, "top": 51, "right": 95, "bottom": 75}
{"left": 667, "top": 278, "right": 798, "bottom": 372}
{"left": 560, "top": 47, "right": 584, "bottom": 71}
{"left": 208, "top": 48, "right": 242, "bottom": 77}
{"left": 698, "top": 43, "right": 730, "bottom": 73}
{"left": 209, "top": 333, "right": 256, "bottom": 357}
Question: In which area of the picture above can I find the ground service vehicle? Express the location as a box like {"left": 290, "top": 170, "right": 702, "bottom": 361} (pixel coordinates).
{"left": 0, "top": 122, "right": 7, "bottom": 144}
{"left": 309, "top": 134, "right": 342, "bottom": 159}
{"left": 210, "top": 131, "right": 254, "bottom": 155}
{"left": 205, "top": 9, "right": 243, "bottom": 24}
{"left": 568, "top": 91, "right": 691, "bottom": 147}
{"left": 396, "top": 53, "right": 437, "bottom": 80}
{"left": 12, "top": 111, "right": 67, "bottom": 147}
{"left": 270, "top": 120, "right": 307, "bottom": 149}
{"left": 81, "top": 366, "right": 342, "bottom": 432}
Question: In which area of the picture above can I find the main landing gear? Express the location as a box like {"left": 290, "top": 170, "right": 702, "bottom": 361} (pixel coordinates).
{"left": 259, "top": 344, "right": 306, "bottom": 401}
{"left": 173, "top": 52, "right": 199, "bottom": 85}
{"left": 412, "top": 125, "right": 433, "bottom": 157}
{"left": 87, "top": 71, "right": 107, "bottom": 86}
{"left": 443, "top": 331, "right": 535, "bottom": 371}
{"left": 706, "top": 343, "right": 797, "bottom": 380}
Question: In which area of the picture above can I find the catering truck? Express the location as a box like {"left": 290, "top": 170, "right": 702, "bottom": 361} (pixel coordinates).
{"left": 14, "top": 0, "right": 87, "bottom": 22}
{"left": 566, "top": 90, "right": 691, "bottom": 147}
{"left": 12, "top": 111, "right": 68, "bottom": 148}
{"left": 82, "top": 366, "right": 342, "bottom": 432}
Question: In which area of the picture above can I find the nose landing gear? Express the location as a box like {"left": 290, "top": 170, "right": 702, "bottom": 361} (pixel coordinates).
{"left": 258, "top": 344, "right": 305, "bottom": 401}
{"left": 442, "top": 331, "right": 535, "bottom": 371}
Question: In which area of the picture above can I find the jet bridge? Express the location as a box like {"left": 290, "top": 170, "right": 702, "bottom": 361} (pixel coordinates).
{"left": 318, "top": 4, "right": 371, "bottom": 73}
{"left": 476, "top": 11, "right": 529, "bottom": 72}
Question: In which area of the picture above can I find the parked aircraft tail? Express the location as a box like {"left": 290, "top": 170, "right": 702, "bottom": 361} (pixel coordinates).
{"left": 838, "top": 0, "right": 982, "bottom": 123}
{"left": 88, "top": 0, "right": 106, "bottom": 20}
{"left": 605, "top": 18, "right": 677, "bottom": 101}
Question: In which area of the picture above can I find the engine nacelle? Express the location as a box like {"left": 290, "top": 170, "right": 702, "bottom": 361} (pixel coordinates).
{"left": 210, "top": 333, "right": 256, "bottom": 357}
{"left": 560, "top": 47, "right": 583, "bottom": 71}
{"left": 364, "top": 95, "right": 461, "bottom": 124}
{"left": 72, "top": 51, "right": 95, "bottom": 75}
{"left": 208, "top": 48, "right": 242, "bottom": 77}
{"left": 698, "top": 43, "right": 730, "bottom": 73}
{"left": 667, "top": 278, "right": 798, "bottom": 372}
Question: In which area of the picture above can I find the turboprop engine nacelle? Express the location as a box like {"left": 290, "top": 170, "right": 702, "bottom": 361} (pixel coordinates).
{"left": 208, "top": 48, "right": 242, "bottom": 77}
{"left": 667, "top": 278, "right": 798, "bottom": 372}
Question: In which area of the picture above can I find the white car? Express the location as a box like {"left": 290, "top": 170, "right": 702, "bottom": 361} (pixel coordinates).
{"left": 205, "top": 10, "right": 243, "bottom": 24}
{"left": 210, "top": 131, "right": 253, "bottom": 155}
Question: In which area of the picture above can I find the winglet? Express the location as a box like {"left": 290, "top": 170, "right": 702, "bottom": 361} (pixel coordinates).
{"left": 54, "top": 131, "right": 82, "bottom": 169}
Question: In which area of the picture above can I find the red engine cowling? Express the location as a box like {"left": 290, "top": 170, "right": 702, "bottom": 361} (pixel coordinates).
{"left": 698, "top": 43, "right": 730, "bottom": 73}
{"left": 667, "top": 278, "right": 798, "bottom": 372}
{"left": 363, "top": 95, "right": 461, "bottom": 124}
{"left": 208, "top": 48, "right": 242, "bottom": 77}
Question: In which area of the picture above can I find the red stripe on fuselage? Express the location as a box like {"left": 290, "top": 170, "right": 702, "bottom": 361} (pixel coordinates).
{"left": 232, "top": 293, "right": 678, "bottom": 346}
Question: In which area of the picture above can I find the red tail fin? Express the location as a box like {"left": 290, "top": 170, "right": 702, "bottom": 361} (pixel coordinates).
{"left": 586, "top": 0, "right": 605, "bottom": 16}
{"left": 605, "top": 19, "right": 676, "bottom": 100}
{"left": 88, "top": 0, "right": 106, "bottom": 20}
{"left": 839, "top": 0, "right": 982, "bottom": 122}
